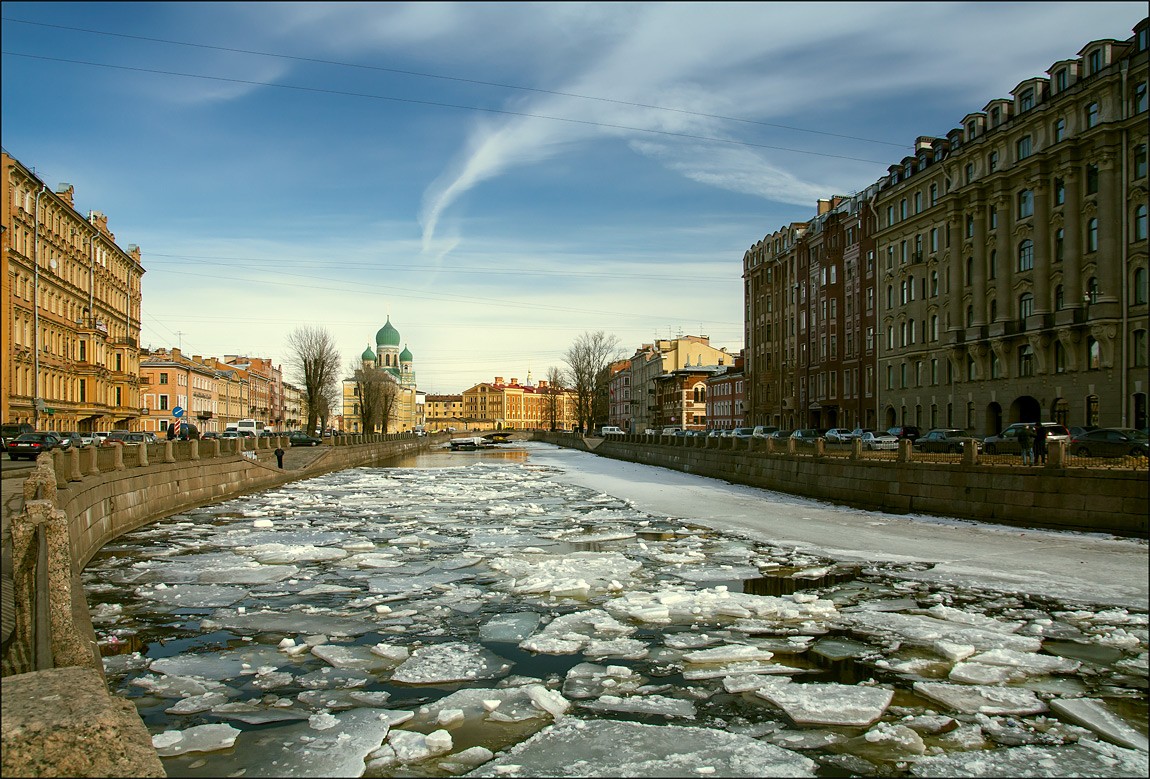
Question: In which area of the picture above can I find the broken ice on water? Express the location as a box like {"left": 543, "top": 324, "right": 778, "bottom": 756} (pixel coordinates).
{"left": 83, "top": 451, "right": 1148, "bottom": 778}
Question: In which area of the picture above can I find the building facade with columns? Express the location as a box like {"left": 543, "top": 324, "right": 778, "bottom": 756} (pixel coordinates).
{"left": 874, "top": 21, "right": 1148, "bottom": 434}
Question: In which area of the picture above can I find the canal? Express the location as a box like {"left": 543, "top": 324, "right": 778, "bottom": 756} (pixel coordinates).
{"left": 83, "top": 441, "right": 1148, "bottom": 777}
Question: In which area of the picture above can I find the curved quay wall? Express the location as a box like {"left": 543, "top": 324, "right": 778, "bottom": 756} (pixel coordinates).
{"left": 1, "top": 433, "right": 429, "bottom": 778}
{"left": 535, "top": 432, "right": 1148, "bottom": 538}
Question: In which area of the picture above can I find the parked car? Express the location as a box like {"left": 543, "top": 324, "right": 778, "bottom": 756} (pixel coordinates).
{"left": 7, "top": 432, "right": 71, "bottom": 460}
{"left": 915, "top": 428, "right": 978, "bottom": 454}
{"left": 768, "top": 429, "right": 793, "bottom": 440}
{"left": 849, "top": 428, "right": 875, "bottom": 441}
{"left": 92, "top": 431, "right": 112, "bottom": 445}
{"left": 886, "top": 425, "right": 921, "bottom": 442}
{"left": 660, "top": 427, "right": 683, "bottom": 436}
{"left": 599, "top": 426, "right": 625, "bottom": 436}
{"left": 824, "top": 428, "right": 855, "bottom": 444}
{"left": 201, "top": 431, "right": 220, "bottom": 440}
{"left": 730, "top": 427, "right": 756, "bottom": 439}
{"left": 1, "top": 422, "right": 35, "bottom": 451}
{"left": 860, "top": 430, "right": 899, "bottom": 450}
{"left": 790, "top": 429, "right": 824, "bottom": 443}
{"left": 1070, "top": 428, "right": 1149, "bottom": 458}
{"left": 983, "top": 422, "right": 1070, "bottom": 455}
{"left": 288, "top": 431, "right": 322, "bottom": 447}
{"left": 220, "top": 430, "right": 242, "bottom": 440}
{"left": 58, "top": 431, "right": 88, "bottom": 448}
{"left": 104, "top": 431, "right": 155, "bottom": 446}
{"left": 1069, "top": 425, "right": 1100, "bottom": 438}
{"left": 752, "top": 426, "right": 778, "bottom": 438}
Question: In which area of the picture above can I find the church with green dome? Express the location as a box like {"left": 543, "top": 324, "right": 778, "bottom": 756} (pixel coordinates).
{"left": 341, "top": 316, "right": 419, "bottom": 433}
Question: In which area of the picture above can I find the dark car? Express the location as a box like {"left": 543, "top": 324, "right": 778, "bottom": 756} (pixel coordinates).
{"left": 1070, "top": 428, "right": 1149, "bottom": 458}
{"left": 790, "top": 428, "right": 825, "bottom": 442}
{"left": 886, "top": 425, "right": 921, "bottom": 442}
{"left": 7, "top": 432, "right": 71, "bottom": 460}
{"left": 1, "top": 422, "right": 35, "bottom": 451}
{"left": 915, "top": 428, "right": 978, "bottom": 454}
{"left": 288, "top": 432, "right": 322, "bottom": 447}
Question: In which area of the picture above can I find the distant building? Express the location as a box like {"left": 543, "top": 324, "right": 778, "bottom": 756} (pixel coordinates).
{"left": 461, "top": 376, "right": 577, "bottom": 431}
{"left": 424, "top": 394, "right": 465, "bottom": 431}
{"left": 342, "top": 316, "right": 419, "bottom": 433}
{"left": 705, "top": 353, "right": 745, "bottom": 430}
{"left": 620, "top": 336, "right": 732, "bottom": 433}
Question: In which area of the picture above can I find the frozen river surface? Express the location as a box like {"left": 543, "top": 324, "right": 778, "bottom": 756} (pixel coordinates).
{"left": 85, "top": 443, "right": 1148, "bottom": 777}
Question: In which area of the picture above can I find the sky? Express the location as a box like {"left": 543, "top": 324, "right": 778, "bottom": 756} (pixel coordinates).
{"left": 2, "top": 2, "right": 1146, "bottom": 394}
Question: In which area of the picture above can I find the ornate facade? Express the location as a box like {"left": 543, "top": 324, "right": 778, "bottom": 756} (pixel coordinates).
{"left": 2, "top": 152, "right": 145, "bottom": 432}
{"left": 342, "top": 317, "right": 419, "bottom": 433}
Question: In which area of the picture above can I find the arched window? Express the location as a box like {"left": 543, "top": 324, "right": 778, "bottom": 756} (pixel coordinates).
{"left": 1018, "top": 239, "right": 1034, "bottom": 271}
{"left": 1018, "top": 292, "right": 1034, "bottom": 323}
{"left": 693, "top": 384, "right": 706, "bottom": 403}
{"left": 1087, "top": 218, "right": 1099, "bottom": 252}
{"left": 1135, "top": 268, "right": 1149, "bottom": 305}
{"left": 1054, "top": 341, "right": 1067, "bottom": 373}
{"left": 1019, "top": 345, "right": 1035, "bottom": 377}
{"left": 1087, "top": 337, "right": 1101, "bottom": 369}
{"left": 990, "top": 351, "right": 1001, "bottom": 379}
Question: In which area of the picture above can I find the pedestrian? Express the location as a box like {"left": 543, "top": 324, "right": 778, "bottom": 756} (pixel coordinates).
{"left": 1034, "top": 423, "right": 1048, "bottom": 466}
{"left": 1017, "top": 424, "right": 1034, "bottom": 466}
{"left": 274, "top": 446, "right": 285, "bottom": 469}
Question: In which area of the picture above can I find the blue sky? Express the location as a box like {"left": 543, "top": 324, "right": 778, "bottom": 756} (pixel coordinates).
{"left": 3, "top": 2, "right": 1146, "bottom": 393}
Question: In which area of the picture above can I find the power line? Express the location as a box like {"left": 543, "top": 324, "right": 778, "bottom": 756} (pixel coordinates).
{"left": 1, "top": 51, "right": 891, "bottom": 166}
{"left": 2, "top": 16, "right": 907, "bottom": 150}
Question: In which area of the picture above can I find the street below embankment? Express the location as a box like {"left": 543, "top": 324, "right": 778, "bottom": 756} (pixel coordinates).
{"left": 529, "top": 444, "right": 1149, "bottom": 610}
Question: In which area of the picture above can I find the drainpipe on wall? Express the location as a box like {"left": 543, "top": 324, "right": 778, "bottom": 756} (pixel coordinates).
{"left": 1119, "top": 58, "right": 1129, "bottom": 427}
{"left": 32, "top": 185, "right": 46, "bottom": 430}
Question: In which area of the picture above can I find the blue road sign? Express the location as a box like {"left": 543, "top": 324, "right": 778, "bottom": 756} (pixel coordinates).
{"left": 172, "top": 406, "right": 184, "bottom": 418}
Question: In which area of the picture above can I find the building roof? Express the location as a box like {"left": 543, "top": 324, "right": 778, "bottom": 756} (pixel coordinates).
{"left": 375, "top": 317, "right": 401, "bottom": 347}
{"left": 361, "top": 345, "right": 376, "bottom": 361}
{"left": 399, "top": 344, "right": 413, "bottom": 362}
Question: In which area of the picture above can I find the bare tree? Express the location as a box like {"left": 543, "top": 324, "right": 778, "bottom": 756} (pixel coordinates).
{"left": 543, "top": 366, "right": 565, "bottom": 431}
{"left": 563, "top": 330, "right": 623, "bottom": 434}
{"left": 286, "top": 326, "right": 342, "bottom": 436}
{"left": 348, "top": 359, "right": 400, "bottom": 434}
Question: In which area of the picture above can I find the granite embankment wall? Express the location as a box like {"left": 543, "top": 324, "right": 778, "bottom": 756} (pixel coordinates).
{"left": 535, "top": 432, "right": 1148, "bottom": 538}
{"left": 2, "top": 433, "right": 428, "bottom": 778}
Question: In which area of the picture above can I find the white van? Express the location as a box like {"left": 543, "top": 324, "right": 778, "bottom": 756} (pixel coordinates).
{"left": 226, "top": 419, "right": 262, "bottom": 438}
{"left": 600, "top": 426, "right": 625, "bottom": 436}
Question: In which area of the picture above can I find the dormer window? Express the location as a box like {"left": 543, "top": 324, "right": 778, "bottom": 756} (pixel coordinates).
{"left": 1019, "top": 88, "right": 1035, "bottom": 112}
{"left": 990, "top": 107, "right": 1001, "bottom": 126}
{"left": 967, "top": 120, "right": 977, "bottom": 140}
{"left": 1088, "top": 49, "right": 1102, "bottom": 75}
{"left": 1054, "top": 68, "right": 1068, "bottom": 92}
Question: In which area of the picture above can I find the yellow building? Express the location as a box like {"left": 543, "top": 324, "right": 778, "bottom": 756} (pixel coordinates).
{"left": 461, "top": 376, "right": 578, "bottom": 431}
{"left": 138, "top": 347, "right": 253, "bottom": 435}
{"left": 2, "top": 152, "right": 145, "bottom": 432}
{"left": 423, "top": 394, "right": 465, "bottom": 431}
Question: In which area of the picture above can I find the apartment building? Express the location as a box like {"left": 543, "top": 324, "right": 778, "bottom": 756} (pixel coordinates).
{"left": 423, "top": 394, "right": 465, "bottom": 431}
{"left": 621, "top": 336, "right": 733, "bottom": 433}
{"left": 744, "top": 19, "right": 1148, "bottom": 436}
{"left": 461, "top": 377, "right": 577, "bottom": 431}
{"left": 704, "top": 355, "right": 745, "bottom": 430}
{"left": 875, "top": 21, "right": 1148, "bottom": 434}
{"left": 2, "top": 152, "right": 144, "bottom": 432}
{"left": 139, "top": 348, "right": 253, "bottom": 434}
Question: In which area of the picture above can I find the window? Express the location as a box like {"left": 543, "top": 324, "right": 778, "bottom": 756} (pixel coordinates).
{"left": 989, "top": 150, "right": 999, "bottom": 172}
{"left": 900, "top": 199, "right": 907, "bottom": 220}
{"left": 1054, "top": 178, "right": 1065, "bottom": 205}
{"left": 1086, "top": 164, "right": 1099, "bottom": 194}
{"left": 1017, "top": 189, "right": 1033, "bottom": 218}
{"left": 1087, "top": 276, "right": 1100, "bottom": 304}
{"left": 1017, "top": 135, "right": 1032, "bottom": 160}
{"left": 1135, "top": 268, "right": 1148, "bottom": 305}
{"left": 1136, "top": 82, "right": 1148, "bottom": 113}
{"left": 990, "top": 107, "right": 1001, "bottom": 127}
{"left": 965, "top": 163, "right": 974, "bottom": 184}
{"left": 1018, "top": 239, "right": 1034, "bottom": 271}
{"left": 966, "top": 256, "right": 974, "bottom": 287}
{"left": 1088, "top": 49, "right": 1102, "bottom": 75}
{"left": 965, "top": 215, "right": 974, "bottom": 239}
{"left": 1136, "top": 144, "right": 1148, "bottom": 179}
{"left": 159, "top": 372, "right": 168, "bottom": 384}
{"left": 1088, "top": 337, "right": 1101, "bottom": 370}
{"left": 989, "top": 250, "right": 997, "bottom": 280}
{"left": 1055, "top": 284, "right": 1065, "bottom": 310}
{"left": 930, "top": 227, "right": 939, "bottom": 252}
{"left": 930, "top": 314, "right": 939, "bottom": 340}
{"left": 930, "top": 270, "right": 939, "bottom": 296}
{"left": 886, "top": 205, "right": 894, "bottom": 226}
{"left": 1055, "top": 341, "right": 1067, "bottom": 373}
{"left": 1133, "top": 330, "right": 1148, "bottom": 367}
{"left": 1055, "top": 228, "right": 1065, "bottom": 263}
{"left": 1054, "top": 118, "right": 1066, "bottom": 143}
{"left": 930, "top": 183, "right": 938, "bottom": 206}
{"left": 1054, "top": 68, "right": 1068, "bottom": 91}
{"left": 966, "top": 304, "right": 974, "bottom": 327}
{"left": 1019, "top": 292, "right": 1034, "bottom": 321}
{"left": 990, "top": 351, "right": 1001, "bottom": 379}
{"left": 1019, "top": 345, "right": 1035, "bottom": 377}
{"left": 1019, "top": 88, "right": 1034, "bottom": 112}
{"left": 1087, "top": 218, "right": 1099, "bottom": 252}
{"left": 1085, "top": 102, "right": 1100, "bottom": 128}
{"left": 914, "top": 192, "right": 922, "bottom": 214}
{"left": 1136, "top": 204, "right": 1148, "bottom": 241}
{"left": 989, "top": 206, "right": 998, "bottom": 230}
{"left": 159, "top": 394, "right": 169, "bottom": 411}
{"left": 967, "top": 120, "right": 977, "bottom": 140}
